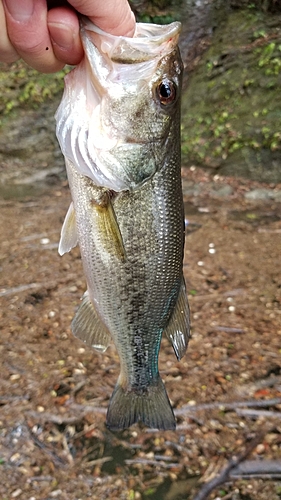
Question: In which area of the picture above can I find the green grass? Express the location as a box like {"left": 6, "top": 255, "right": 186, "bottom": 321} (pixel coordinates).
{"left": 0, "top": 60, "right": 70, "bottom": 125}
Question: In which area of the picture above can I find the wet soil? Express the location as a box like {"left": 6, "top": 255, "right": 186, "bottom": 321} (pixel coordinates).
{"left": 0, "top": 166, "right": 280, "bottom": 500}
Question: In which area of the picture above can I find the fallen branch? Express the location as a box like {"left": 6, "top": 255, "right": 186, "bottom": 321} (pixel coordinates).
{"left": 193, "top": 433, "right": 264, "bottom": 500}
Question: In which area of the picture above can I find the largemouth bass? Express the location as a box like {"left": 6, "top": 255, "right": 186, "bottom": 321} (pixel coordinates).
{"left": 56, "top": 17, "right": 190, "bottom": 431}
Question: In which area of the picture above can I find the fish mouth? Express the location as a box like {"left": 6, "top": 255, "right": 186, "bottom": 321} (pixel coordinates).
{"left": 80, "top": 16, "right": 181, "bottom": 64}
{"left": 124, "top": 137, "right": 161, "bottom": 145}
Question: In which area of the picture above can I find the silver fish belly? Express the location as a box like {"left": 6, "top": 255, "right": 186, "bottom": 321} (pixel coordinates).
{"left": 56, "top": 18, "right": 190, "bottom": 431}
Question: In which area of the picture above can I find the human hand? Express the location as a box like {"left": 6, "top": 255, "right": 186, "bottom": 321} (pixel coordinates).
{"left": 0, "top": 0, "right": 135, "bottom": 72}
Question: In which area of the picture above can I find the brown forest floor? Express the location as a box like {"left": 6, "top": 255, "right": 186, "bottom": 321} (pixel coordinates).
{"left": 0, "top": 166, "right": 281, "bottom": 500}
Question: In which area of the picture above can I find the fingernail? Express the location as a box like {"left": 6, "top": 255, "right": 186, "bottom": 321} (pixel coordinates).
{"left": 48, "top": 23, "right": 74, "bottom": 50}
{"left": 4, "top": 0, "right": 34, "bottom": 21}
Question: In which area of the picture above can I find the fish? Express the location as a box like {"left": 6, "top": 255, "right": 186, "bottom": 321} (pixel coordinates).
{"left": 55, "top": 17, "right": 190, "bottom": 431}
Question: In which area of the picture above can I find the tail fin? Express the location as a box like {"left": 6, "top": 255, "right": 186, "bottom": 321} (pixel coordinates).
{"left": 106, "top": 376, "right": 176, "bottom": 431}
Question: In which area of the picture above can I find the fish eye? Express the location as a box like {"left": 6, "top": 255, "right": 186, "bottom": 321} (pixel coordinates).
{"left": 157, "top": 79, "right": 177, "bottom": 106}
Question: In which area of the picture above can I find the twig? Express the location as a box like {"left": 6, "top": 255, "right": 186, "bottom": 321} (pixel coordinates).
{"left": 235, "top": 409, "right": 281, "bottom": 419}
{"left": 175, "top": 398, "right": 281, "bottom": 416}
{"left": 230, "top": 460, "right": 281, "bottom": 479}
{"left": 154, "top": 455, "right": 174, "bottom": 462}
{"left": 72, "top": 380, "right": 86, "bottom": 396}
{"left": 164, "top": 440, "right": 189, "bottom": 454}
{"left": 238, "top": 375, "right": 281, "bottom": 393}
{"left": 0, "top": 395, "right": 29, "bottom": 405}
{"left": 258, "top": 228, "right": 281, "bottom": 233}
{"left": 61, "top": 434, "right": 74, "bottom": 466}
{"left": 0, "top": 280, "right": 57, "bottom": 297}
{"left": 80, "top": 456, "right": 113, "bottom": 469}
{"left": 69, "top": 403, "right": 107, "bottom": 415}
{"left": 28, "top": 428, "right": 67, "bottom": 469}
{"left": 73, "top": 423, "right": 97, "bottom": 440}
{"left": 219, "top": 493, "right": 236, "bottom": 500}
{"left": 125, "top": 458, "right": 182, "bottom": 469}
{"left": 27, "top": 476, "right": 53, "bottom": 483}
{"left": 145, "top": 423, "right": 194, "bottom": 433}
{"left": 0, "top": 282, "right": 45, "bottom": 297}
{"left": 210, "top": 326, "right": 245, "bottom": 334}
{"left": 25, "top": 405, "right": 106, "bottom": 425}
{"left": 26, "top": 410, "right": 86, "bottom": 426}
{"left": 194, "top": 461, "right": 239, "bottom": 500}
{"left": 193, "top": 433, "right": 264, "bottom": 500}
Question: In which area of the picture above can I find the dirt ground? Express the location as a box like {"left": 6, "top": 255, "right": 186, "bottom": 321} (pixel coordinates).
{"left": 0, "top": 166, "right": 281, "bottom": 500}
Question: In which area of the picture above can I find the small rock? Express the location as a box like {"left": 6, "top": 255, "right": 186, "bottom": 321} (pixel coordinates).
{"left": 244, "top": 188, "right": 274, "bottom": 200}
{"left": 211, "top": 184, "right": 233, "bottom": 197}
{"left": 40, "top": 237, "right": 50, "bottom": 245}
{"left": 50, "top": 490, "right": 63, "bottom": 497}
{"left": 10, "top": 453, "right": 21, "bottom": 464}
{"left": 272, "top": 190, "right": 281, "bottom": 202}
{"left": 182, "top": 180, "right": 202, "bottom": 196}
{"left": 11, "top": 489, "right": 22, "bottom": 498}
{"left": 255, "top": 443, "right": 265, "bottom": 454}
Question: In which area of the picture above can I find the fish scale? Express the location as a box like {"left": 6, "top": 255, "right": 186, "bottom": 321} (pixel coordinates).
{"left": 56, "top": 18, "right": 190, "bottom": 430}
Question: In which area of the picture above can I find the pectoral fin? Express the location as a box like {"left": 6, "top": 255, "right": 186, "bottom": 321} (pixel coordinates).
{"left": 58, "top": 202, "right": 78, "bottom": 256}
{"left": 164, "top": 279, "right": 190, "bottom": 361}
{"left": 72, "top": 292, "right": 111, "bottom": 352}
{"left": 92, "top": 190, "right": 126, "bottom": 262}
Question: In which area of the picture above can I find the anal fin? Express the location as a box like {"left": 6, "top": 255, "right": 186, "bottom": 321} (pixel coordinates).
{"left": 164, "top": 278, "right": 190, "bottom": 361}
{"left": 72, "top": 292, "right": 111, "bottom": 352}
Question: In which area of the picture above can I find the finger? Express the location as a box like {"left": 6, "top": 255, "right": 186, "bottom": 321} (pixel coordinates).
{"left": 48, "top": 7, "right": 84, "bottom": 66}
{"left": 0, "top": 0, "right": 19, "bottom": 63}
{"left": 68, "top": 0, "right": 136, "bottom": 37}
{"left": 3, "top": 0, "right": 65, "bottom": 72}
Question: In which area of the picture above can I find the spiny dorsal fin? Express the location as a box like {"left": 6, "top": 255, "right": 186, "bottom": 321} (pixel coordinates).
{"left": 58, "top": 202, "right": 78, "bottom": 256}
{"left": 164, "top": 278, "right": 190, "bottom": 361}
{"left": 72, "top": 292, "right": 111, "bottom": 352}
